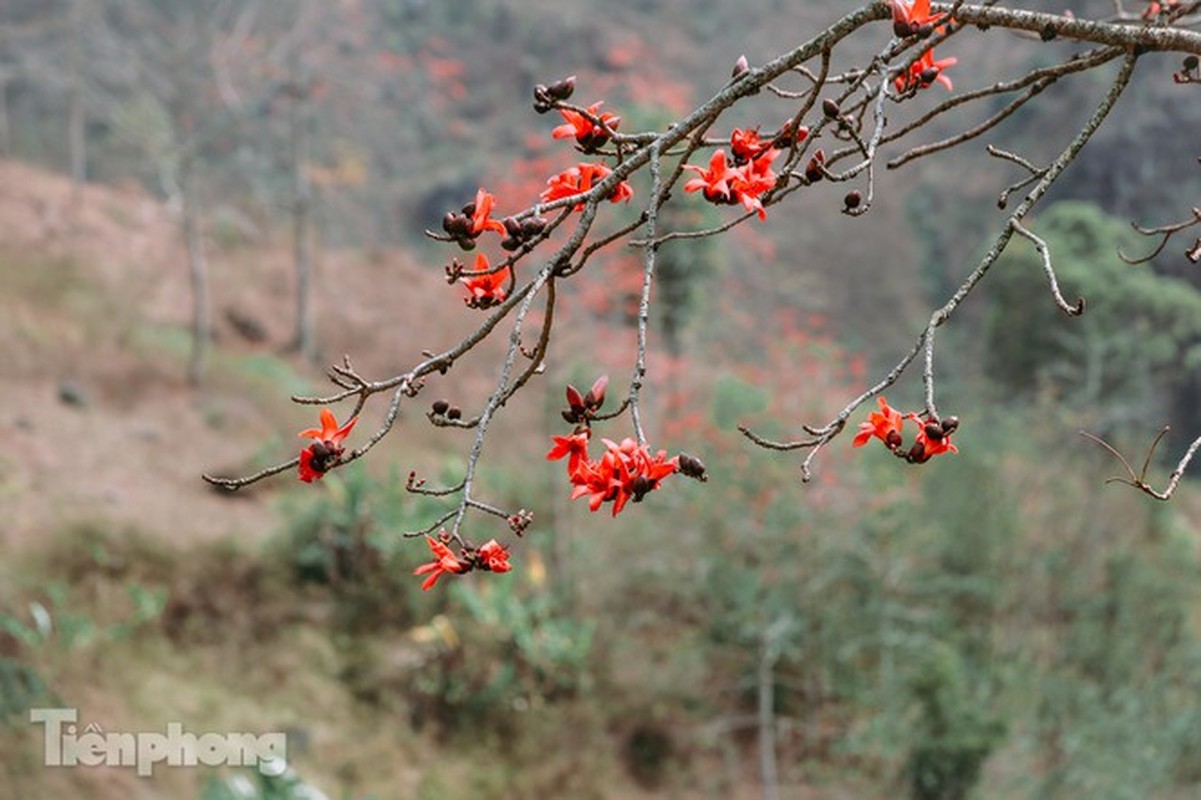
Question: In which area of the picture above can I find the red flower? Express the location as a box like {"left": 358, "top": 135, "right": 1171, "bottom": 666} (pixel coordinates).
{"left": 459, "top": 253, "right": 511, "bottom": 309}
{"left": 547, "top": 431, "right": 592, "bottom": 476}
{"left": 683, "top": 149, "right": 736, "bottom": 203}
{"left": 731, "top": 128, "right": 770, "bottom": 164}
{"left": 911, "top": 417, "right": 959, "bottom": 461}
{"left": 413, "top": 535, "right": 466, "bottom": 591}
{"left": 852, "top": 396, "right": 905, "bottom": 449}
{"left": 540, "top": 163, "right": 633, "bottom": 209}
{"left": 477, "top": 539, "right": 512, "bottom": 573}
{"left": 895, "top": 49, "right": 957, "bottom": 93}
{"left": 297, "top": 408, "right": 358, "bottom": 482}
{"left": 889, "top": 0, "right": 949, "bottom": 34}
{"left": 468, "top": 188, "right": 506, "bottom": 236}
{"left": 552, "top": 101, "right": 620, "bottom": 151}
{"left": 684, "top": 148, "right": 776, "bottom": 220}
{"left": 559, "top": 436, "right": 678, "bottom": 517}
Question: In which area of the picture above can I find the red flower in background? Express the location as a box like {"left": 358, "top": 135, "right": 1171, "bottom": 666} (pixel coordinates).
{"left": 552, "top": 101, "right": 620, "bottom": 152}
{"left": 459, "top": 253, "right": 512, "bottom": 309}
{"left": 297, "top": 408, "right": 358, "bottom": 482}
{"left": 413, "top": 535, "right": 466, "bottom": 591}
{"left": 852, "top": 396, "right": 904, "bottom": 449}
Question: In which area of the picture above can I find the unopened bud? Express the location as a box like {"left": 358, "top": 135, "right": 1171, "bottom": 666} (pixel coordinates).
{"left": 822, "top": 98, "right": 841, "bottom": 118}
{"left": 501, "top": 237, "right": 521, "bottom": 251}
{"left": 442, "top": 212, "right": 458, "bottom": 233}
{"left": 924, "top": 422, "right": 944, "bottom": 441}
{"left": 522, "top": 216, "right": 548, "bottom": 237}
{"left": 447, "top": 406, "right": 462, "bottom": 420}
{"left": 548, "top": 75, "right": 576, "bottom": 100}
{"left": 940, "top": 416, "right": 959, "bottom": 434}
{"left": 919, "top": 67, "right": 939, "bottom": 85}
{"left": 732, "top": 54, "right": 749, "bottom": 79}
{"left": 885, "top": 430, "right": 903, "bottom": 450}
{"left": 1185, "top": 55, "right": 1199, "bottom": 71}
{"left": 431, "top": 399, "right": 450, "bottom": 415}
{"left": 844, "top": 191, "right": 862, "bottom": 210}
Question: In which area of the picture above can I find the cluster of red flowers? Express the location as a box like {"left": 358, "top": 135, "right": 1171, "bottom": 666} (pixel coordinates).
{"left": 852, "top": 396, "right": 959, "bottom": 464}
{"left": 413, "top": 533, "right": 512, "bottom": 591}
{"left": 545, "top": 376, "right": 706, "bottom": 516}
{"left": 438, "top": 81, "right": 637, "bottom": 308}
{"left": 683, "top": 127, "right": 785, "bottom": 220}
{"left": 889, "top": 0, "right": 957, "bottom": 93}
{"left": 297, "top": 408, "right": 358, "bottom": 482}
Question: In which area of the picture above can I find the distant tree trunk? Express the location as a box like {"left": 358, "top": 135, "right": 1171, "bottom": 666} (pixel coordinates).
{"left": 181, "top": 164, "right": 210, "bottom": 386}
{"left": 290, "top": 72, "right": 316, "bottom": 362}
{"left": 758, "top": 629, "right": 780, "bottom": 800}
{"left": 68, "top": 0, "right": 86, "bottom": 201}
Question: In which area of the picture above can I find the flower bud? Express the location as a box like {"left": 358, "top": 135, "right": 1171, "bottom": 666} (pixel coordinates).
{"left": 522, "top": 216, "right": 548, "bottom": 237}
{"left": 1185, "top": 55, "right": 1199, "bottom": 71}
{"left": 548, "top": 75, "right": 576, "bottom": 100}
{"left": 431, "top": 399, "right": 450, "bottom": 415}
{"left": 924, "top": 422, "right": 944, "bottom": 441}
{"left": 732, "top": 54, "right": 749, "bottom": 79}
{"left": 822, "top": 98, "right": 841, "bottom": 118}
{"left": 446, "top": 406, "right": 462, "bottom": 421}
{"left": 919, "top": 67, "right": 939, "bottom": 85}
{"left": 844, "top": 191, "right": 862, "bottom": 210}
{"left": 940, "top": 416, "right": 959, "bottom": 434}
{"left": 886, "top": 430, "right": 903, "bottom": 450}
{"left": 501, "top": 237, "right": 521, "bottom": 251}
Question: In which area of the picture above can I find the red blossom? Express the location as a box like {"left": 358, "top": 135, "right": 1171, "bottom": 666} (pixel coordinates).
{"left": 468, "top": 188, "right": 506, "bottom": 236}
{"left": 413, "top": 535, "right": 466, "bottom": 591}
{"left": 297, "top": 408, "right": 358, "bottom": 482}
{"left": 683, "top": 149, "right": 736, "bottom": 203}
{"left": 547, "top": 430, "right": 592, "bottom": 476}
{"left": 911, "top": 416, "right": 960, "bottom": 461}
{"left": 895, "top": 49, "right": 958, "bottom": 93}
{"left": 477, "top": 539, "right": 512, "bottom": 573}
{"left": 552, "top": 101, "right": 620, "bottom": 152}
{"left": 731, "top": 128, "right": 771, "bottom": 164}
{"left": 459, "top": 253, "right": 511, "bottom": 309}
{"left": 553, "top": 433, "right": 679, "bottom": 517}
{"left": 540, "top": 162, "right": 633, "bottom": 209}
{"left": 684, "top": 147, "right": 777, "bottom": 220}
{"left": 852, "top": 396, "right": 905, "bottom": 449}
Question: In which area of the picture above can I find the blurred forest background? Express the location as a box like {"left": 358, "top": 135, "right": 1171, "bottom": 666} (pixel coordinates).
{"left": 3, "top": 0, "right": 1201, "bottom": 798}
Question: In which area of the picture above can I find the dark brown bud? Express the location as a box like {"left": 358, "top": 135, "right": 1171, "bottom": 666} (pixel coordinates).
{"left": 1040, "top": 23, "right": 1057, "bottom": 41}
{"left": 547, "top": 75, "right": 576, "bottom": 100}
{"left": 1185, "top": 55, "right": 1199, "bottom": 71}
{"left": 924, "top": 422, "right": 945, "bottom": 441}
{"left": 844, "top": 191, "right": 862, "bottom": 210}
{"left": 678, "top": 452, "right": 708, "bottom": 481}
{"left": 442, "top": 211, "right": 458, "bottom": 233}
{"left": 822, "top": 98, "right": 841, "bottom": 119}
{"left": 894, "top": 20, "right": 915, "bottom": 38}
{"left": 460, "top": 202, "right": 476, "bottom": 217}
{"left": 561, "top": 409, "right": 580, "bottom": 424}
{"left": 804, "top": 150, "right": 826, "bottom": 183}
{"left": 310, "top": 440, "right": 330, "bottom": 459}
{"left": 503, "top": 217, "right": 523, "bottom": 238}
{"left": 522, "top": 216, "right": 548, "bottom": 237}
{"left": 919, "top": 67, "right": 939, "bottom": 85}
{"left": 630, "top": 475, "right": 654, "bottom": 501}
{"left": 885, "top": 430, "right": 903, "bottom": 450}
{"left": 501, "top": 237, "right": 522, "bottom": 251}
{"left": 456, "top": 237, "right": 477, "bottom": 251}
{"left": 940, "top": 416, "right": 959, "bottom": 434}
{"left": 446, "top": 406, "right": 462, "bottom": 421}
{"left": 907, "top": 442, "right": 928, "bottom": 463}
{"left": 431, "top": 399, "right": 449, "bottom": 415}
